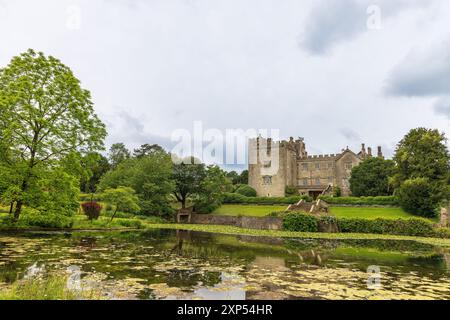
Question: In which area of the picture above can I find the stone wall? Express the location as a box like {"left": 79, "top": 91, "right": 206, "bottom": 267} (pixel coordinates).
{"left": 191, "top": 214, "right": 283, "bottom": 230}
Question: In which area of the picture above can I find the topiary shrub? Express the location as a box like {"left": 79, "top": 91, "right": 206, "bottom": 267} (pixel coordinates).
{"left": 283, "top": 213, "right": 319, "bottom": 232}
{"left": 397, "top": 178, "right": 440, "bottom": 218}
{"left": 235, "top": 185, "right": 257, "bottom": 197}
{"left": 81, "top": 201, "right": 102, "bottom": 221}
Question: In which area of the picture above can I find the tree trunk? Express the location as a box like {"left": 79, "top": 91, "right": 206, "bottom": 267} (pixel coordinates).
{"left": 14, "top": 201, "right": 23, "bottom": 222}
{"left": 9, "top": 202, "right": 14, "bottom": 214}
{"left": 181, "top": 198, "right": 186, "bottom": 209}
{"left": 109, "top": 208, "right": 118, "bottom": 224}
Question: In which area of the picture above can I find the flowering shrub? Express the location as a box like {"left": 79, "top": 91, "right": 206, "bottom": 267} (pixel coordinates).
{"left": 81, "top": 201, "right": 102, "bottom": 221}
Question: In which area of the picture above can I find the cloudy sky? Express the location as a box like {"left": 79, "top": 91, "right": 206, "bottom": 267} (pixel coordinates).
{"left": 1, "top": 0, "right": 449, "bottom": 163}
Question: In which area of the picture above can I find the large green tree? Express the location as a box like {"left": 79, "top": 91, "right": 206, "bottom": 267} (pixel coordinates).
{"left": 172, "top": 159, "right": 207, "bottom": 209}
{"left": 133, "top": 144, "right": 164, "bottom": 158}
{"left": 99, "top": 151, "right": 174, "bottom": 216}
{"left": 349, "top": 157, "right": 396, "bottom": 196}
{"left": 392, "top": 128, "right": 450, "bottom": 216}
{"left": 108, "top": 143, "right": 130, "bottom": 169}
{"left": 194, "top": 165, "right": 230, "bottom": 213}
{"left": 80, "top": 153, "right": 111, "bottom": 193}
{"left": 172, "top": 158, "right": 228, "bottom": 212}
{"left": 102, "top": 187, "right": 140, "bottom": 222}
{"left": 393, "top": 128, "right": 449, "bottom": 184}
{"left": 0, "top": 49, "right": 106, "bottom": 220}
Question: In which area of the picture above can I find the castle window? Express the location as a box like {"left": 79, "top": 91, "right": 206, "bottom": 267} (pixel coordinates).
{"left": 263, "top": 176, "right": 272, "bottom": 185}
{"left": 328, "top": 162, "right": 333, "bottom": 169}
{"left": 302, "top": 163, "right": 309, "bottom": 171}
{"left": 263, "top": 161, "right": 271, "bottom": 168}
{"left": 315, "top": 163, "right": 320, "bottom": 170}
{"left": 315, "top": 178, "right": 321, "bottom": 185}
{"left": 345, "top": 162, "right": 353, "bottom": 170}
{"left": 303, "top": 178, "right": 309, "bottom": 186}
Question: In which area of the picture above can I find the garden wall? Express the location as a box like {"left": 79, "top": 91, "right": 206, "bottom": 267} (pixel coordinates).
{"left": 190, "top": 214, "right": 283, "bottom": 230}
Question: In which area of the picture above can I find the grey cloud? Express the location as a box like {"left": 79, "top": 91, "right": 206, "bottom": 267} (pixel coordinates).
{"left": 340, "top": 128, "right": 361, "bottom": 142}
{"left": 301, "top": 0, "right": 365, "bottom": 55}
{"left": 385, "top": 41, "right": 450, "bottom": 97}
{"left": 301, "top": 0, "right": 432, "bottom": 55}
{"left": 104, "top": 110, "right": 175, "bottom": 151}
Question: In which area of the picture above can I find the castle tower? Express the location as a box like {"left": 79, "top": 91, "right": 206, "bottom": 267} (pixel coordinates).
{"left": 248, "top": 136, "right": 302, "bottom": 197}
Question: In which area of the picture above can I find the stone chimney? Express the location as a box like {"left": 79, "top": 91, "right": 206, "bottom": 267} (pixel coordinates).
{"left": 361, "top": 143, "right": 366, "bottom": 157}
{"left": 368, "top": 147, "right": 372, "bottom": 157}
{"left": 377, "top": 146, "right": 383, "bottom": 159}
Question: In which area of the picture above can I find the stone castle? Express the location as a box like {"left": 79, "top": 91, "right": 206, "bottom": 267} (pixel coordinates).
{"left": 248, "top": 136, "right": 383, "bottom": 198}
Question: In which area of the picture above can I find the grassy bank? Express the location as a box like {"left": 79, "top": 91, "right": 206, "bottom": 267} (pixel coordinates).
{"left": 0, "top": 275, "right": 103, "bottom": 300}
{"left": 212, "top": 204, "right": 287, "bottom": 217}
{"left": 143, "top": 223, "right": 450, "bottom": 247}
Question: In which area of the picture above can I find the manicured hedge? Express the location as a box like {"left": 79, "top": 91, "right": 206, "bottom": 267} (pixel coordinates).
{"left": 319, "top": 196, "right": 399, "bottom": 206}
{"left": 283, "top": 213, "right": 318, "bottom": 232}
{"left": 223, "top": 193, "right": 312, "bottom": 205}
{"left": 282, "top": 212, "right": 446, "bottom": 238}
{"left": 337, "top": 217, "right": 435, "bottom": 237}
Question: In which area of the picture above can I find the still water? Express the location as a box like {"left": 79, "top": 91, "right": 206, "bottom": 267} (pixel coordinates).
{"left": 0, "top": 229, "right": 449, "bottom": 300}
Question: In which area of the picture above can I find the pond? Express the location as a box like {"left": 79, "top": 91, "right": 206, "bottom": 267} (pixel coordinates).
{"left": 0, "top": 229, "right": 449, "bottom": 300}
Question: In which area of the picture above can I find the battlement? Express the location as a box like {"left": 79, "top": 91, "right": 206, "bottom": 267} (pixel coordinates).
{"left": 299, "top": 154, "right": 338, "bottom": 160}
{"left": 250, "top": 136, "right": 307, "bottom": 158}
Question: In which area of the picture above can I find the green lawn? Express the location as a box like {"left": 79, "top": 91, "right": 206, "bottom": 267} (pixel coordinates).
{"left": 330, "top": 206, "right": 415, "bottom": 220}
{"left": 212, "top": 204, "right": 434, "bottom": 222}
{"left": 212, "top": 204, "right": 287, "bottom": 217}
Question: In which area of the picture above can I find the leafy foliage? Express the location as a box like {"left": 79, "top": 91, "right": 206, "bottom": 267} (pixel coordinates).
{"left": 172, "top": 158, "right": 207, "bottom": 209}
{"left": 99, "top": 151, "right": 174, "bottom": 216}
{"left": 396, "top": 178, "right": 441, "bottom": 218}
{"left": 350, "top": 157, "right": 395, "bottom": 196}
{"left": 108, "top": 143, "right": 130, "bottom": 169}
{"left": 133, "top": 144, "right": 164, "bottom": 158}
{"left": 282, "top": 213, "right": 440, "bottom": 238}
{"left": 235, "top": 185, "right": 257, "bottom": 197}
{"left": 0, "top": 49, "right": 106, "bottom": 220}
{"left": 337, "top": 217, "right": 436, "bottom": 237}
{"left": 226, "top": 170, "right": 248, "bottom": 185}
{"left": 102, "top": 187, "right": 140, "bottom": 222}
{"left": 392, "top": 128, "right": 449, "bottom": 216}
{"left": 80, "top": 153, "right": 110, "bottom": 193}
{"left": 283, "top": 213, "right": 319, "bottom": 232}
{"left": 393, "top": 128, "right": 449, "bottom": 184}
{"left": 194, "top": 165, "right": 230, "bottom": 213}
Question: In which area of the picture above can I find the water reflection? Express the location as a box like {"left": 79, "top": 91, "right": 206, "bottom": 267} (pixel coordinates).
{"left": 0, "top": 229, "right": 449, "bottom": 300}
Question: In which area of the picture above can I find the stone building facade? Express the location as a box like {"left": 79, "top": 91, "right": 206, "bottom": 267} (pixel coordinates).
{"left": 248, "top": 136, "right": 383, "bottom": 198}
